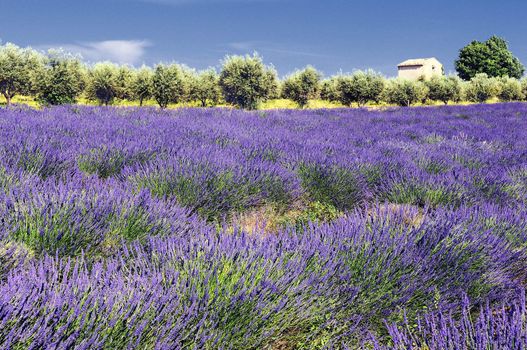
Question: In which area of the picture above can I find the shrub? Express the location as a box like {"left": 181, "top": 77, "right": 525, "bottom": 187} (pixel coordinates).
{"left": 114, "top": 65, "right": 135, "bottom": 101}
{"left": 298, "top": 163, "right": 364, "bottom": 211}
{"left": 131, "top": 162, "right": 291, "bottom": 222}
{"left": 387, "top": 181, "right": 462, "bottom": 208}
{"left": 190, "top": 69, "right": 222, "bottom": 107}
{"left": 0, "top": 43, "right": 45, "bottom": 105}
{"left": 219, "top": 54, "right": 278, "bottom": 110}
{"left": 281, "top": 66, "right": 321, "bottom": 108}
{"left": 498, "top": 76, "right": 524, "bottom": 102}
{"left": 319, "top": 77, "right": 341, "bottom": 102}
{"left": 152, "top": 63, "right": 186, "bottom": 108}
{"left": 77, "top": 147, "right": 153, "bottom": 179}
{"left": 131, "top": 66, "right": 153, "bottom": 106}
{"left": 383, "top": 79, "right": 426, "bottom": 106}
{"left": 86, "top": 62, "right": 119, "bottom": 105}
{"left": 425, "top": 76, "right": 463, "bottom": 104}
{"left": 464, "top": 73, "right": 501, "bottom": 103}
{"left": 336, "top": 70, "right": 385, "bottom": 107}
{"left": 36, "top": 50, "right": 86, "bottom": 105}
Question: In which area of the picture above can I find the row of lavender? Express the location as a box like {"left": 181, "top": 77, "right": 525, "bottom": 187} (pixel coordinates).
{"left": 0, "top": 104, "right": 526, "bottom": 348}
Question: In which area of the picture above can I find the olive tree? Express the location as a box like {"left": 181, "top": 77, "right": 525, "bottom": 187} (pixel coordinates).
{"left": 131, "top": 66, "right": 153, "bottom": 106}
{"left": 320, "top": 77, "right": 341, "bottom": 103}
{"left": 497, "top": 77, "right": 523, "bottom": 102}
{"left": 0, "top": 43, "right": 45, "bottom": 105}
{"left": 383, "top": 79, "right": 425, "bottom": 107}
{"left": 36, "top": 50, "right": 86, "bottom": 105}
{"left": 152, "top": 63, "right": 185, "bottom": 108}
{"left": 522, "top": 79, "right": 527, "bottom": 101}
{"left": 219, "top": 54, "right": 278, "bottom": 110}
{"left": 86, "top": 62, "right": 119, "bottom": 105}
{"left": 464, "top": 73, "right": 500, "bottom": 103}
{"left": 114, "top": 65, "right": 135, "bottom": 101}
{"left": 336, "top": 70, "right": 385, "bottom": 107}
{"left": 281, "top": 66, "right": 321, "bottom": 108}
{"left": 191, "top": 69, "right": 222, "bottom": 107}
{"left": 425, "top": 76, "right": 463, "bottom": 105}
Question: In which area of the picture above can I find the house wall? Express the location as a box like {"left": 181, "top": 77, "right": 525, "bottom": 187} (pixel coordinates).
{"left": 398, "top": 61, "right": 443, "bottom": 80}
{"left": 398, "top": 65, "right": 425, "bottom": 80}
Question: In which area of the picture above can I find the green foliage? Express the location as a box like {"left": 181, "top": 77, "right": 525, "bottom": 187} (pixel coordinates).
{"left": 336, "top": 70, "right": 385, "bottom": 107}
{"left": 77, "top": 147, "right": 152, "bottom": 179}
{"left": 464, "top": 73, "right": 501, "bottom": 103}
{"left": 8, "top": 198, "right": 104, "bottom": 257}
{"left": 320, "top": 77, "right": 341, "bottom": 102}
{"left": 86, "top": 62, "right": 119, "bottom": 105}
{"left": 298, "top": 163, "right": 363, "bottom": 211}
{"left": 522, "top": 79, "right": 527, "bottom": 101}
{"left": 114, "top": 65, "right": 135, "bottom": 101}
{"left": 133, "top": 168, "right": 290, "bottom": 222}
{"left": 425, "top": 76, "right": 463, "bottom": 104}
{"left": 152, "top": 63, "right": 185, "bottom": 108}
{"left": 281, "top": 66, "right": 321, "bottom": 108}
{"left": 219, "top": 54, "right": 278, "bottom": 110}
{"left": 131, "top": 66, "right": 153, "bottom": 106}
{"left": 387, "top": 182, "right": 461, "bottom": 208}
{"left": 455, "top": 36, "right": 525, "bottom": 80}
{"left": 282, "top": 201, "right": 342, "bottom": 230}
{"left": 0, "top": 43, "right": 45, "bottom": 105}
{"left": 383, "top": 79, "right": 426, "bottom": 107}
{"left": 190, "top": 69, "right": 222, "bottom": 107}
{"left": 36, "top": 50, "right": 86, "bottom": 105}
{"left": 498, "top": 76, "right": 524, "bottom": 102}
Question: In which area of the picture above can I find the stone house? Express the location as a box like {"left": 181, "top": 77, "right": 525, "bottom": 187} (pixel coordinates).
{"left": 397, "top": 58, "right": 443, "bottom": 80}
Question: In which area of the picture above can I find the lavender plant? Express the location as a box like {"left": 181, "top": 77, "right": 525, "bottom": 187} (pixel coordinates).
{"left": 0, "top": 103, "right": 526, "bottom": 349}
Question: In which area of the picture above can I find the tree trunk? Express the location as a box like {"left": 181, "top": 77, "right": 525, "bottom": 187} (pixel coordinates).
{"left": 3, "top": 92, "right": 11, "bottom": 106}
{"left": 139, "top": 98, "right": 144, "bottom": 107}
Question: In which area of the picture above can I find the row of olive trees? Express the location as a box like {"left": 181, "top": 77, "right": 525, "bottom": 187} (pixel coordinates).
{"left": 1, "top": 42, "right": 527, "bottom": 110}
{"left": 0, "top": 43, "right": 278, "bottom": 109}
{"left": 319, "top": 72, "right": 527, "bottom": 107}
{"left": 285, "top": 69, "right": 527, "bottom": 107}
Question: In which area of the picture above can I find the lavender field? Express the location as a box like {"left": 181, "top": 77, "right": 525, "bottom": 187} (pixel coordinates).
{"left": 1, "top": 103, "right": 527, "bottom": 349}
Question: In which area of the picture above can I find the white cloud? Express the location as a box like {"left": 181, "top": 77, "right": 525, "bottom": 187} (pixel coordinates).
{"left": 38, "top": 40, "right": 152, "bottom": 65}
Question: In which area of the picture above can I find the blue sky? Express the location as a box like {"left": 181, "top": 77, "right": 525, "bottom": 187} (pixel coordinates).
{"left": 1, "top": 0, "right": 526, "bottom": 77}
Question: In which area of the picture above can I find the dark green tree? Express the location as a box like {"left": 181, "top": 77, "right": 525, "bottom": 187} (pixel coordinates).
{"left": 219, "top": 54, "right": 278, "bottom": 110}
{"left": 455, "top": 36, "right": 524, "bottom": 80}
{"left": 281, "top": 66, "right": 321, "bottom": 108}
